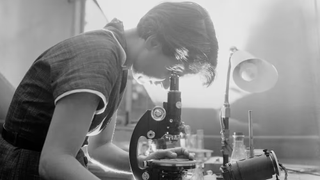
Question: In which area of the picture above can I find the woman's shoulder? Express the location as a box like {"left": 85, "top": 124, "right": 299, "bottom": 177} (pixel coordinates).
{"left": 53, "top": 29, "right": 119, "bottom": 56}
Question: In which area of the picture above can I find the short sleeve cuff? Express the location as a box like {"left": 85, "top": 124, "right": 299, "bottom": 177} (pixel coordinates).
{"left": 54, "top": 89, "right": 107, "bottom": 115}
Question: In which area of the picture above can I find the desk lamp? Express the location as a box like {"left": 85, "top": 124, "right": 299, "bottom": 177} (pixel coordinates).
{"left": 218, "top": 47, "right": 282, "bottom": 180}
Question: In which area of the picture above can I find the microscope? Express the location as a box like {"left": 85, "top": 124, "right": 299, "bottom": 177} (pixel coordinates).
{"left": 129, "top": 73, "right": 197, "bottom": 180}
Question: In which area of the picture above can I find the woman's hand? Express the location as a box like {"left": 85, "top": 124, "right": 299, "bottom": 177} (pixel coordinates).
{"left": 138, "top": 147, "right": 194, "bottom": 168}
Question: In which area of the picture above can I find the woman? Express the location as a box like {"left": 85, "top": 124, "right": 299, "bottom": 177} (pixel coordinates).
{"left": 0, "top": 1, "right": 218, "bottom": 179}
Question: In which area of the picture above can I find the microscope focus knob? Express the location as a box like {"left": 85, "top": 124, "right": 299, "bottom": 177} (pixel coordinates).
{"left": 151, "top": 106, "right": 166, "bottom": 121}
{"left": 142, "top": 172, "right": 150, "bottom": 180}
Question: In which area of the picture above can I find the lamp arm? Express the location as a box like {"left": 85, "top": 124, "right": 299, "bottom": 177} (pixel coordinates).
{"left": 220, "top": 47, "right": 238, "bottom": 166}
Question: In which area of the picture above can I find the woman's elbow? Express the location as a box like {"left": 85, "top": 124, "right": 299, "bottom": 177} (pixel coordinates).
{"left": 38, "top": 154, "right": 52, "bottom": 179}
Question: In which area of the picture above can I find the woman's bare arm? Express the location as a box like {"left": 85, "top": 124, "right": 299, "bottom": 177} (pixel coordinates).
{"left": 88, "top": 112, "right": 131, "bottom": 173}
{"left": 39, "top": 92, "right": 100, "bottom": 180}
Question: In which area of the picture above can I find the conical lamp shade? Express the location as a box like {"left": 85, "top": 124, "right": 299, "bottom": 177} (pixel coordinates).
{"left": 231, "top": 50, "right": 278, "bottom": 93}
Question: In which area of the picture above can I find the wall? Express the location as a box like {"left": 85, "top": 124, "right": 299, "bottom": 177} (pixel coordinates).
{"left": 0, "top": 0, "right": 83, "bottom": 87}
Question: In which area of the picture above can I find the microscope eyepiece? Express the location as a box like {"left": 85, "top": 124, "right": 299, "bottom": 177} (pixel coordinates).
{"left": 170, "top": 74, "right": 179, "bottom": 91}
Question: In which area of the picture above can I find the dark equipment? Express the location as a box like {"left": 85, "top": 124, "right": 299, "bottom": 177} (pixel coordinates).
{"left": 220, "top": 149, "right": 281, "bottom": 180}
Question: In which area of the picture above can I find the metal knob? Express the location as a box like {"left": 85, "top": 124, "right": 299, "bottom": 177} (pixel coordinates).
{"left": 151, "top": 106, "right": 166, "bottom": 121}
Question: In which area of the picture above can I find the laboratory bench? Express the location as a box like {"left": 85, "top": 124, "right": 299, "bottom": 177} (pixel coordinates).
{"left": 88, "top": 157, "right": 320, "bottom": 180}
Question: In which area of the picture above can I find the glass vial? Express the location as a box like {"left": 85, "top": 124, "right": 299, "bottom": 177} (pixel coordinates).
{"left": 230, "top": 132, "right": 247, "bottom": 163}
{"left": 196, "top": 129, "right": 204, "bottom": 149}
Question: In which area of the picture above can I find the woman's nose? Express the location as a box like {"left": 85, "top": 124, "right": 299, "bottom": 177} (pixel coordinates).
{"left": 136, "top": 76, "right": 146, "bottom": 84}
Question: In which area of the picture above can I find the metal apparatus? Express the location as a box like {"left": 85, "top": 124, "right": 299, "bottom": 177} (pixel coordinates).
{"left": 220, "top": 149, "right": 281, "bottom": 180}
{"left": 129, "top": 74, "right": 196, "bottom": 180}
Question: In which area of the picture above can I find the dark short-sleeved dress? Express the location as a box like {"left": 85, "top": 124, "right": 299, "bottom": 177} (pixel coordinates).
{"left": 0, "top": 19, "right": 128, "bottom": 180}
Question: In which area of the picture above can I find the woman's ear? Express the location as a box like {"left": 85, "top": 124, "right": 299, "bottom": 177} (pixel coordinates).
{"left": 145, "top": 35, "right": 161, "bottom": 51}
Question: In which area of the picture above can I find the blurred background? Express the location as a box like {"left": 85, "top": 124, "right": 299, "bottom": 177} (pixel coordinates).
{"left": 0, "top": 0, "right": 320, "bottom": 166}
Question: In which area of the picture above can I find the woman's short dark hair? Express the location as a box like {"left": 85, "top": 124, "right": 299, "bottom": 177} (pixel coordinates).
{"left": 137, "top": 1, "right": 219, "bottom": 86}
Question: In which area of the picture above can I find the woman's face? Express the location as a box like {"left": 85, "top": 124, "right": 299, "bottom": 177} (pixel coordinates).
{"left": 131, "top": 46, "right": 177, "bottom": 90}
